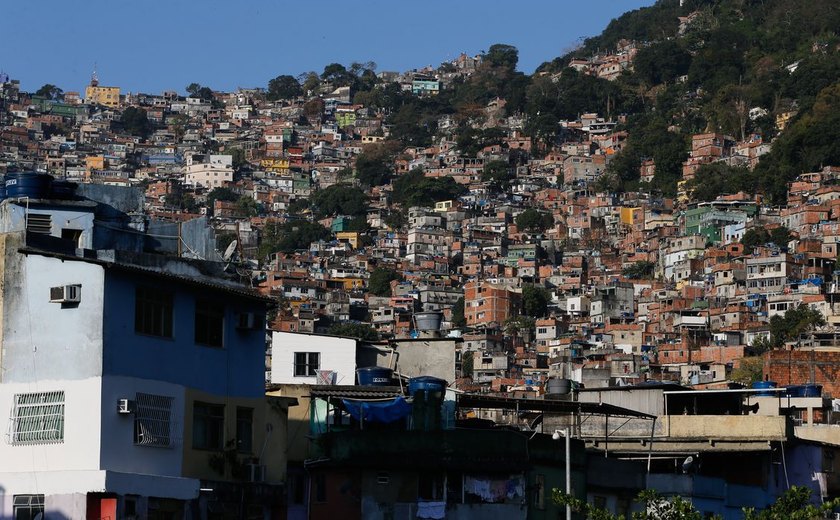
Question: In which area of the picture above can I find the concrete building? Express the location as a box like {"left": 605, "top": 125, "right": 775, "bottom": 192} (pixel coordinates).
{"left": 0, "top": 190, "right": 289, "bottom": 519}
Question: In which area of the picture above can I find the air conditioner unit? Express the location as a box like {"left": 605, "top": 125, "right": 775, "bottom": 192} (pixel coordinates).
{"left": 247, "top": 463, "right": 266, "bottom": 483}
{"left": 236, "top": 312, "right": 258, "bottom": 330}
{"left": 117, "top": 398, "right": 136, "bottom": 415}
{"left": 50, "top": 284, "right": 81, "bottom": 303}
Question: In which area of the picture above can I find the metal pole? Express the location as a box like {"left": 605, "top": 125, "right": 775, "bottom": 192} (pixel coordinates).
{"left": 564, "top": 428, "right": 571, "bottom": 520}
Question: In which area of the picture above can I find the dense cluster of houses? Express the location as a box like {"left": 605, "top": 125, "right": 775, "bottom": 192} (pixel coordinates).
{"left": 1, "top": 39, "right": 839, "bottom": 518}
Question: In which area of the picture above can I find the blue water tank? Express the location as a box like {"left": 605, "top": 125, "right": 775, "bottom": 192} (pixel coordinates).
{"left": 5, "top": 172, "right": 52, "bottom": 199}
{"left": 752, "top": 381, "right": 778, "bottom": 396}
{"left": 409, "top": 376, "right": 446, "bottom": 396}
{"left": 785, "top": 384, "right": 822, "bottom": 398}
{"left": 356, "top": 367, "right": 393, "bottom": 386}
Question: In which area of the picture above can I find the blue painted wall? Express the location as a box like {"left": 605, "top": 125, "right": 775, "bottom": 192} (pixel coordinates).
{"left": 101, "top": 269, "right": 265, "bottom": 398}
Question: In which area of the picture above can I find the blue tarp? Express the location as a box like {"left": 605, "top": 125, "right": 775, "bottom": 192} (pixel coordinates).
{"left": 341, "top": 397, "right": 412, "bottom": 424}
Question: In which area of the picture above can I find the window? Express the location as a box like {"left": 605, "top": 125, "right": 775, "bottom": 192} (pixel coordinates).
{"left": 135, "top": 287, "right": 173, "bottom": 338}
{"left": 294, "top": 352, "right": 320, "bottom": 377}
{"left": 195, "top": 299, "right": 224, "bottom": 347}
{"left": 13, "top": 495, "right": 44, "bottom": 520}
{"left": 10, "top": 391, "right": 64, "bottom": 445}
{"left": 134, "top": 393, "right": 173, "bottom": 448}
{"left": 192, "top": 402, "right": 224, "bottom": 450}
{"left": 236, "top": 407, "right": 253, "bottom": 453}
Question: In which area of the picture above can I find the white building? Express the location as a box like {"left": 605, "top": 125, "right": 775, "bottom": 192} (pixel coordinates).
{"left": 270, "top": 331, "right": 358, "bottom": 386}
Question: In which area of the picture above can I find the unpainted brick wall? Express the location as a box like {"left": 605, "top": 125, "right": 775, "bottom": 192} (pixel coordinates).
{"left": 763, "top": 350, "right": 840, "bottom": 398}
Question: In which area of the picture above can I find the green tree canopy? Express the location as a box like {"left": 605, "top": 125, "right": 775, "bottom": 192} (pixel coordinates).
{"left": 328, "top": 322, "right": 379, "bottom": 341}
{"left": 391, "top": 168, "right": 467, "bottom": 208}
{"left": 451, "top": 297, "right": 466, "bottom": 328}
{"left": 267, "top": 75, "right": 303, "bottom": 100}
{"left": 259, "top": 220, "right": 331, "bottom": 258}
{"left": 482, "top": 160, "right": 514, "bottom": 190}
{"left": 622, "top": 261, "right": 655, "bottom": 279}
{"left": 312, "top": 185, "right": 368, "bottom": 218}
{"left": 768, "top": 304, "right": 826, "bottom": 348}
{"left": 740, "top": 226, "right": 792, "bottom": 254}
{"left": 515, "top": 208, "right": 554, "bottom": 232}
{"left": 121, "top": 107, "right": 152, "bottom": 138}
{"left": 35, "top": 84, "right": 63, "bottom": 100}
{"left": 368, "top": 267, "right": 401, "bottom": 297}
{"left": 355, "top": 142, "right": 400, "bottom": 186}
{"left": 522, "top": 286, "right": 550, "bottom": 318}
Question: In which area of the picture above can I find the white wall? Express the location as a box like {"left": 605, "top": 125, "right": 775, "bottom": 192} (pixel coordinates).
{"left": 2, "top": 254, "right": 105, "bottom": 382}
{"left": 271, "top": 332, "right": 357, "bottom": 385}
{"left": 0, "top": 377, "right": 103, "bottom": 489}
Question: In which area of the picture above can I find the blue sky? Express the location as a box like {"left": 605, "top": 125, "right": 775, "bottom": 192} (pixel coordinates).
{"left": 2, "top": 0, "right": 654, "bottom": 95}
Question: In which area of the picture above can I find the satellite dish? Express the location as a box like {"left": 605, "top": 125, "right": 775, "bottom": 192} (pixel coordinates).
{"left": 222, "top": 240, "right": 238, "bottom": 263}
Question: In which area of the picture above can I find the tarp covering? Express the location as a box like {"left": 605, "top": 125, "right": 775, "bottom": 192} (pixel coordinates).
{"left": 341, "top": 396, "right": 412, "bottom": 423}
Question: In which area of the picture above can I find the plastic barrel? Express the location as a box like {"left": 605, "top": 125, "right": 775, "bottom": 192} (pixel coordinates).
{"left": 356, "top": 367, "right": 394, "bottom": 386}
{"left": 752, "top": 381, "right": 778, "bottom": 397}
{"left": 5, "top": 172, "right": 52, "bottom": 199}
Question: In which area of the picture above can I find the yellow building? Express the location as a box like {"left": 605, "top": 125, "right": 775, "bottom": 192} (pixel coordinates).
{"left": 336, "top": 231, "right": 360, "bottom": 249}
{"left": 619, "top": 206, "right": 642, "bottom": 226}
{"left": 85, "top": 73, "right": 120, "bottom": 107}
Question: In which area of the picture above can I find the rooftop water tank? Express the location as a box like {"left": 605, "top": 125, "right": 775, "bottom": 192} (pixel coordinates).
{"left": 752, "top": 380, "right": 777, "bottom": 397}
{"left": 5, "top": 172, "right": 52, "bottom": 199}
{"left": 414, "top": 312, "right": 442, "bottom": 331}
{"left": 356, "top": 367, "right": 394, "bottom": 387}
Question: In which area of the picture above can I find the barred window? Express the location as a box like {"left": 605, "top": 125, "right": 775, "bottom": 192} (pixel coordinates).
{"left": 134, "top": 393, "right": 174, "bottom": 448}
{"left": 9, "top": 391, "right": 65, "bottom": 445}
{"left": 13, "top": 495, "right": 44, "bottom": 520}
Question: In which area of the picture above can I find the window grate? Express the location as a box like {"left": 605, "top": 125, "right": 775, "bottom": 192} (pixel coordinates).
{"left": 8, "top": 391, "right": 65, "bottom": 445}
{"left": 134, "top": 393, "right": 174, "bottom": 448}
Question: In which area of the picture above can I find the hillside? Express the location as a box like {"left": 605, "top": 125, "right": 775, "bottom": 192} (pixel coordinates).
{"left": 373, "top": 0, "right": 840, "bottom": 203}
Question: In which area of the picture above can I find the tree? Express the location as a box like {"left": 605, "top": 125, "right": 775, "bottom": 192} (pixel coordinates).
{"left": 391, "top": 168, "right": 467, "bottom": 208}
{"left": 368, "top": 267, "right": 401, "bottom": 297}
{"left": 633, "top": 40, "right": 691, "bottom": 86}
{"left": 515, "top": 208, "right": 554, "bottom": 232}
{"left": 730, "top": 357, "right": 764, "bottom": 386}
{"left": 35, "top": 84, "right": 63, "bottom": 100}
{"left": 206, "top": 187, "right": 238, "bottom": 211}
{"left": 228, "top": 147, "right": 247, "bottom": 171}
{"left": 461, "top": 350, "right": 474, "bottom": 379}
{"left": 121, "top": 107, "right": 152, "bottom": 138}
{"left": 185, "top": 83, "right": 214, "bottom": 102}
{"left": 328, "top": 322, "right": 379, "bottom": 341}
{"left": 236, "top": 196, "right": 261, "bottom": 217}
{"left": 485, "top": 44, "right": 519, "bottom": 70}
{"left": 622, "top": 261, "right": 655, "bottom": 279}
{"left": 259, "top": 221, "right": 331, "bottom": 258}
{"left": 522, "top": 286, "right": 550, "bottom": 318}
{"left": 267, "top": 75, "right": 303, "bottom": 100}
{"left": 451, "top": 297, "right": 466, "bottom": 328}
{"left": 555, "top": 488, "right": 717, "bottom": 520}
{"left": 741, "top": 226, "right": 792, "bottom": 254}
{"left": 482, "top": 160, "right": 514, "bottom": 190}
{"left": 554, "top": 486, "right": 840, "bottom": 520}
{"left": 742, "top": 486, "right": 840, "bottom": 520}
{"left": 768, "top": 304, "right": 826, "bottom": 348}
{"left": 312, "top": 185, "right": 368, "bottom": 217}
{"left": 355, "top": 142, "right": 400, "bottom": 187}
